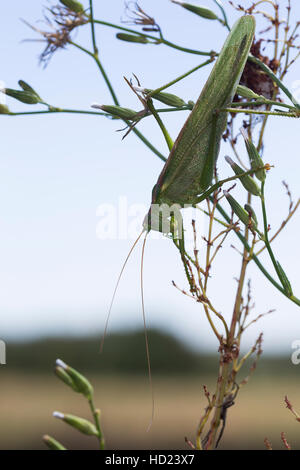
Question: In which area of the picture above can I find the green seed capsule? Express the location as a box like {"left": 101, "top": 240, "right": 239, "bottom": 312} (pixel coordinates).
{"left": 171, "top": 0, "right": 218, "bottom": 19}
{"left": 237, "top": 85, "right": 261, "bottom": 100}
{"left": 53, "top": 412, "right": 99, "bottom": 436}
{"left": 225, "top": 156, "right": 261, "bottom": 196}
{"left": 276, "top": 261, "right": 293, "bottom": 296}
{"left": 0, "top": 104, "right": 10, "bottom": 114}
{"left": 116, "top": 33, "right": 148, "bottom": 44}
{"left": 144, "top": 89, "right": 186, "bottom": 108}
{"left": 224, "top": 191, "right": 257, "bottom": 230}
{"left": 241, "top": 128, "right": 266, "bottom": 181}
{"left": 2, "top": 88, "right": 40, "bottom": 105}
{"left": 59, "top": 0, "right": 84, "bottom": 13}
{"left": 92, "top": 104, "right": 138, "bottom": 120}
{"left": 56, "top": 359, "right": 93, "bottom": 399}
{"left": 244, "top": 203, "right": 258, "bottom": 225}
{"left": 43, "top": 435, "right": 66, "bottom": 451}
{"left": 18, "top": 80, "right": 41, "bottom": 100}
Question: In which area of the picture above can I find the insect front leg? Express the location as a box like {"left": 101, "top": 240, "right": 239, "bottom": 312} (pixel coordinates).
{"left": 193, "top": 164, "right": 267, "bottom": 206}
{"left": 198, "top": 112, "right": 218, "bottom": 192}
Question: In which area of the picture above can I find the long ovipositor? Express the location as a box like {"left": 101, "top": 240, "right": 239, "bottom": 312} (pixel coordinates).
{"left": 149, "top": 15, "right": 255, "bottom": 209}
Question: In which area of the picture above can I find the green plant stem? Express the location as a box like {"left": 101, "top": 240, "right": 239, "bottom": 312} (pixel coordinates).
{"left": 88, "top": 398, "right": 105, "bottom": 450}
{"left": 197, "top": 206, "right": 229, "bottom": 227}
{"left": 213, "top": 0, "right": 231, "bottom": 31}
{"left": 260, "top": 181, "right": 286, "bottom": 286}
{"left": 5, "top": 109, "right": 168, "bottom": 162}
{"left": 92, "top": 19, "right": 214, "bottom": 56}
{"left": 248, "top": 54, "right": 300, "bottom": 108}
{"left": 148, "top": 58, "right": 214, "bottom": 97}
{"left": 7, "top": 109, "right": 107, "bottom": 117}
{"left": 70, "top": 41, "right": 118, "bottom": 105}
{"left": 133, "top": 127, "right": 166, "bottom": 162}
{"left": 221, "top": 107, "right": 299, "bottom": 118}
{"left": 229, "top": 99, "right": 296, "bottom": 111}
{"left": 150, "top": 106, "right": 191, "bottom": 113}
{"left": 147, "top": 99, "right": 173, "bottom": 151}
{"left": 5, "top": 106, "right": 190, "bottom": 118}
{"left": 212, "top": 198, "right": 300, "bottom": 307}
{"left": 229, "top": 212, "right": 250, "bottom": 344}
{"left": 89, "top": 0, "right": 98, "bottom": 56}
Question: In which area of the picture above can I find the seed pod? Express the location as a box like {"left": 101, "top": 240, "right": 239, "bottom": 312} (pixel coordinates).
{"left": 53, "top": 412, "right": 99, "bottom": 436}
{"left": 225, "top": 156, "right": 261, "bottom": 196}
{"left": 144, "top": 89, "right": 186, "bottom": 108}
{"left": 224, "top": 191, "right": 257, "bottom": 230}
{"left": 171, "top": 0, "right": 218, "bottom": 19}
{"left": 241, "top": 128, "right": 266, "bottom": 182}
{"left": 43, "top": 435, "right": 66, "bottom": 451}
{"left": 59, "top": 0, "right": 84, "bottom": 13}
{"left": 91, "top": 104, "right": 138, "bottom": 120}
{"left": 276, "top": 261, "right": 293, "bottom": 296}
{"left": 56, "top": 359, "right": 93, "bottom": 399}
{"left": 18, "top": 80, "right": 41, "bottom": 100}
{"left": 244, "top": 203, "right": 258, "bottom": 225}
{"left": 237, "top": 85, "right": 261, "bottom": 100}
{"left": 0, "top": 104, "right": 10, "bottom": 114}
{"left": 2, "top": 88, "right": 40, "bottom": 105}
{"left": 116, "top": 33, "right": 148, "bottom": 44}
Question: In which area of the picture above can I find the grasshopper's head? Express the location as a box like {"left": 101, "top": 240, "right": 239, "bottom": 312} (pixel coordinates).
{"left": 143, "top": 207, "right": 169, "bottom": 234}
{"left": 143, "top": 203, "right": 183, "bottom": 237}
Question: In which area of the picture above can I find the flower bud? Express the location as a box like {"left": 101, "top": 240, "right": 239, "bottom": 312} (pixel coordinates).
{"left": 244, "top": 203, "right": 258, "bottom": 225}
{"left": 143, "top": 89, "right": 186, "bottom": 108}
{"left": 241, "top": 128, "right": 266, "bottom": 181}
{"left": 0, "top": 104, "right": 10, "bottom": 114}
{"left": 171, "top": 1, "right": 218, "bottom": 19}
{"left": 56, "top": 359, "right": 93, "bottom": 399}
{"left": 116, "top": 33, "right": 148, "bottom": 44}
{"left": 43, "top": 434, "right": 66, "bottom": 451}
{"left": 18, "top": 80, "right": 41, "bottom": 100}
{"left": 224, "top": 191, "right": 257, "bottom": 230}
{"left": 55, "top": 366, "right": 80, "bottom": 393}
{"left": 59, "top": 0, "right": 84, "bottom": 13}
{"left": 225, "top": 156, "right": 261, "bottom": 196}
{"left": 53, "top": 412, "right": 99, "bottom": 436}
{"left": 276, "top": 261, "right": 293, "bottom": 297}
{"left": 2, "top": 88, "right": 40, "bottom": 105}
{"left": 237, "top": 85, "right": 261, "bottom": 100}
{"left": 91, "top": 104, "right": 138, "bottom": 120}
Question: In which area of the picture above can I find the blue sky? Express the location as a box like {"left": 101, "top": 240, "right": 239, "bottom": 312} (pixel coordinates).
{"left": 1, "top": 0, "right": 300, "bottom": 354}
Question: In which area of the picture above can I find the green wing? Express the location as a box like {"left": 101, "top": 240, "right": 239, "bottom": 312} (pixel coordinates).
{"left": 153, "top": 15, "right": 255, "bottom": 206}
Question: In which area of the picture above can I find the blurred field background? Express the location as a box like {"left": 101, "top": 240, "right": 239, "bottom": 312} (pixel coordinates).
{"left": 1, "top": 329, "right": 300, "bottom": 450}
{"left": 1, "top": 0, "right": 300, "bottom": 452}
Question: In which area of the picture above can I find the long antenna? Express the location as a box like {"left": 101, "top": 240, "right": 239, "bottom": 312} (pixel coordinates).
{"left": 100, "top": 229, "right": 145, "bottom": 353}
{"left": 140, "top": 231, "right": 154, "bottom": 432}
